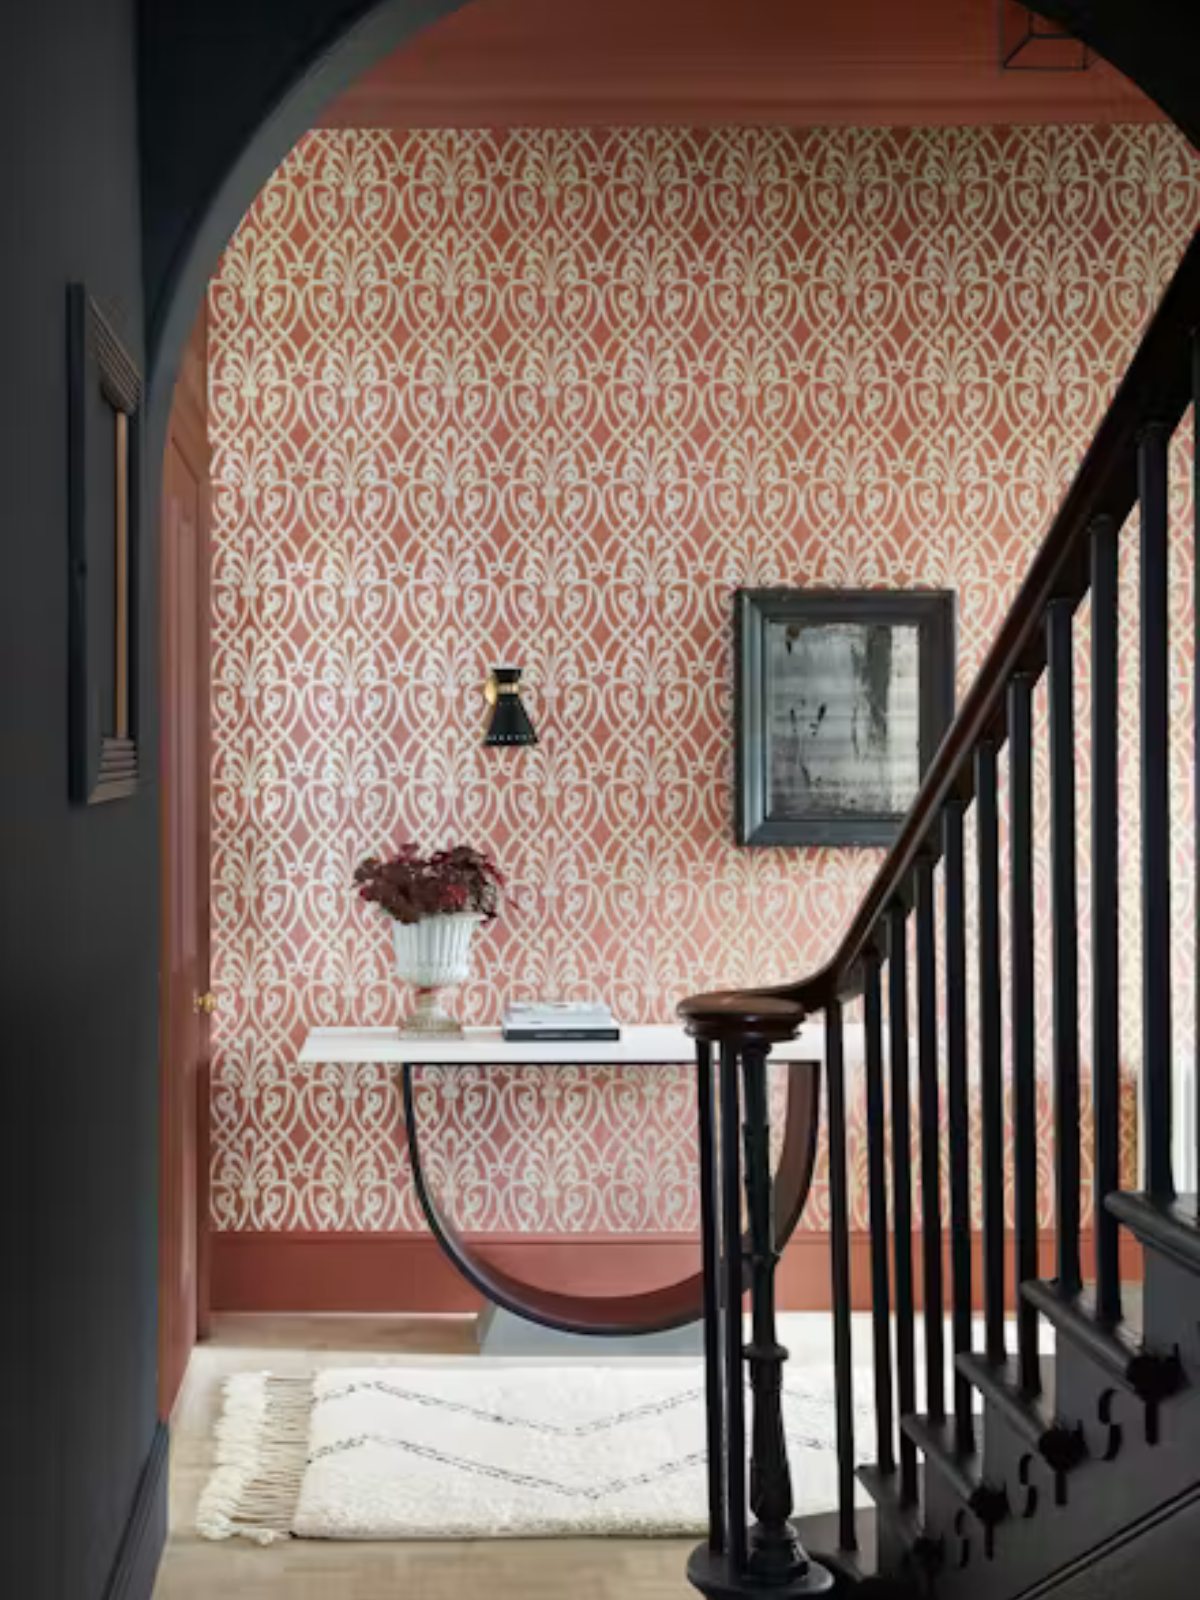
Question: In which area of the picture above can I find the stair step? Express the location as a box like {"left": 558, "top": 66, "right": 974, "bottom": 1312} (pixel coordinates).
{"left": 856, "top": 1463, "right": 922, "bottom": 1538}
{"left": 956, "top": 1351, "right": 1086, "bottom": 1472}
{"left": 1021, "top": 1279, "right": 1183, "bottom": 1402}
{"left": 1107, "top": 1191, "right": 1200, "bottom": 1273}
{"left": 902, "top": 1414, "right": 1010, "bottom": 1526}
{"left": 857, "top": 1463, "right": 942, "bottom": 1583}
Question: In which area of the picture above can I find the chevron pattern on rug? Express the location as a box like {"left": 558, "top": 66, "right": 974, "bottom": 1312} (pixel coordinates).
{"left": 198, "top": 1362, "right": 873, "bottom": 1542}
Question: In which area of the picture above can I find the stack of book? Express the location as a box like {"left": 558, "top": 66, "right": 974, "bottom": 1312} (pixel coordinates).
{"left": 501, "top": 1000, "right": 621, "bottom": 1042}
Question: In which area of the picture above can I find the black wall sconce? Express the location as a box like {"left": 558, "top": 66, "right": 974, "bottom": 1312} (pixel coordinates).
{"left": 483, "top": 668, "right": 539, "bottom": 747}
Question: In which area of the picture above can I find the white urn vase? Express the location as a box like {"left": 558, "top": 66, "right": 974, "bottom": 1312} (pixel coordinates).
{"left": 392, "top": 912, "right": 484, "bottom": 1038}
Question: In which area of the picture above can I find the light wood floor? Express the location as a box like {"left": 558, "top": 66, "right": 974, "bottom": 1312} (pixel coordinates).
{"left": 154, "top": 1313, "right": 704, "bottom": 1600}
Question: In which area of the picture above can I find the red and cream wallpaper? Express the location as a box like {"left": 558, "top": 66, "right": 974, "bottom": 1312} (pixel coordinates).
{"left": 208, "top": 125, "right": 1199, "bottom": 1244}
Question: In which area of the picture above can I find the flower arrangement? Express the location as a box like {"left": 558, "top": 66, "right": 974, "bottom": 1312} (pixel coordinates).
{"left": 353, "top": 843, "right": 504, "bottom": 926}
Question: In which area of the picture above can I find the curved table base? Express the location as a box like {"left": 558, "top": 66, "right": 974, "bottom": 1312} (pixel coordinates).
{"left": 402, "top": 1054, "right": 821, "bottom": 1337}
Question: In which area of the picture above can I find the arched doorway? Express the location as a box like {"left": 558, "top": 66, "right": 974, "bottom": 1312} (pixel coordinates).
{"left": 143, "top": 0, "right": 1200, "bottom": 428}
{"left": 155, "top": 0, "right": 1200, "bottom": 1401}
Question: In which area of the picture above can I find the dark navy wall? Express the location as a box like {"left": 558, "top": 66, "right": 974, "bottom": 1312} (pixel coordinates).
{"left": 2, "top": 4, "right": 158, "bottom": 1599}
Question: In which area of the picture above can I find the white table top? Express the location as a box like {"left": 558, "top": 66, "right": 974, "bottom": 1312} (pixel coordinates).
{"left": 299, "top": 1022, "right": 832, "bottom": 1066}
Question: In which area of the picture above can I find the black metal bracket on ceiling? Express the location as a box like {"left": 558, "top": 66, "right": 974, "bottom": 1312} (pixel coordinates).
{"left": 999, "top": 2, "right": 1091, "bottom": 72}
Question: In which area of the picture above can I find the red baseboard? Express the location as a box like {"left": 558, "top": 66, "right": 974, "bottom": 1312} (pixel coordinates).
{"left": 212, "top": 1230, "right": 483, "bottom": 1313}
{"left": 211, "top": 1226, "right": 1141, "bottom": 1315}
{"left": 211, "top": 1231, "right": 708, "bottom": 1314}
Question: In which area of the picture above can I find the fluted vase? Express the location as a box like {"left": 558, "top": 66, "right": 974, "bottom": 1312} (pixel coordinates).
{"left": 392, "top": 913, "right": 484, "bottom": 1038}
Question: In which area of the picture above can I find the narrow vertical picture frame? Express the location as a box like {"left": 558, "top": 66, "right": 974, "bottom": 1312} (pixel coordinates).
{"left": 734, "top": 589, "right": 955, "bottom": 846}
{"left": 67, "top": 284, "right": 142, "bottom": 804}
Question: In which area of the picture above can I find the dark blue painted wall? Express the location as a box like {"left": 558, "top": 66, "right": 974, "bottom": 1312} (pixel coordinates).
{"left": 2, "top": 4, "right": 157, "bottom": 1598}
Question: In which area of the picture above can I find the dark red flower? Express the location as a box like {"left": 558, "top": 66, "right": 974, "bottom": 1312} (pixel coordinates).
{"left": 351, "top": 842, "right": 505, "bottom": 925}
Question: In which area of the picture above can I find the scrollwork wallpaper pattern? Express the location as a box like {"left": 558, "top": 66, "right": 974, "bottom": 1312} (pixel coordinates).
{"left": 209, "top": 124, "right": 1199, "bottom": 1241}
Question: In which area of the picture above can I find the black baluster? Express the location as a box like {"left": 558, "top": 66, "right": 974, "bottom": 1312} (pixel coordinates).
{"left": 1140, "top": 421, "right": 1175, "bottom": 1201}
{"left": 1091, "top": 515, "right": 1122, "bottom": 1325}
{"left": 887, "top": 903, "right": 918, "bottom": 1505}
{"left": 1009, "top": 674, "right": 1041, "bottom": 1388}
{"left": 977, "top": 740, "right": 1006, "bottom": 1360}
{"left": 696, "top": 1039, "right": 727, "bottom": 1549}
{"left": 863, "top": 948, "right": 896, "bottom": 1476}
{"left": 825, "top": 999, "right": 858, "bottom": 1552}
{"left": 1047, "top": 599, "right": 1082, "bottom": 1295}
{"left": 944, "top": 798, "right": 975, "bottom": 1455}
{"left": 719, "top": 1042, "right": 748, "bottom": 1570}
{"left": 915, "top": 856, "right": 945, "bottom": 1424}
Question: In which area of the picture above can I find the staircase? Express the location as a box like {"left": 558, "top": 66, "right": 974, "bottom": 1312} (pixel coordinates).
{"left": 681, "top": 226, "right": 1200, "bottom": 1598}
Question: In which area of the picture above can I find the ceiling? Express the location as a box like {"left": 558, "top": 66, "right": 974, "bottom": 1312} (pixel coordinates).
{"left": 320, "top": 0, "right": 1159, "bottom": 130}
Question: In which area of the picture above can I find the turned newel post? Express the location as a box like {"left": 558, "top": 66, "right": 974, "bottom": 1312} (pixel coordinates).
{"left": 743, "top": 1039, "right": 800, "bottom": 1579}
{"left": 681, "top": 991, "right": 833, "bottom": 1600}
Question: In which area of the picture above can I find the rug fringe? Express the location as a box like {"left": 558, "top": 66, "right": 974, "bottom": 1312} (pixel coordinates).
{"left": 197, "top": 1372, "right": 313, "bottom": 1544}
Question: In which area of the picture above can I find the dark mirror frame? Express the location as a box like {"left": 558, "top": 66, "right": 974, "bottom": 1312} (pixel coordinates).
{"left": 67, "top": 285, "right": 142, "bottom": 804}
{"left": 734, "top": 588, "right": 956, "bottom": 847}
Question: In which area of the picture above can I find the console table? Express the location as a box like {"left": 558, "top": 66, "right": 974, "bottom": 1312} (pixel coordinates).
{"left": 300, "top": 1023, "right": 825, "bottom": 1341}
{"left": 304, "top": 1013, "right": 835, "bottom": 1594}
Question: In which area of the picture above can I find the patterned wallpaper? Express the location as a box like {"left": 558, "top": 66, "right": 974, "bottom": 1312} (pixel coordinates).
{"left": 209, "top": 125, "right": 1199, "bottom": 1237}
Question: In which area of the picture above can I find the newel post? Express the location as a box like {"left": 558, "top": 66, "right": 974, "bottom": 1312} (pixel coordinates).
{"left": 680, "top": 991, "right": 834, "bottom": 1600}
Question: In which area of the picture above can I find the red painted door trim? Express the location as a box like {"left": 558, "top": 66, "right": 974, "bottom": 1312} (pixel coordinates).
{"left": 158, "top": 306, "right": 212, "bottom": 1416}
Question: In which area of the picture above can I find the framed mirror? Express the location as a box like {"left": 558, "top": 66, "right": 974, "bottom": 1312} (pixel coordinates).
{"left": 735, "top": 588, "right": 955, "bottom": 847}
{"left": 67, "top": 285, "right": 142, "bottom": 804}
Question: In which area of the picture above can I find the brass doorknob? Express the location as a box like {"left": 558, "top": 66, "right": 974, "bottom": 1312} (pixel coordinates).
{"left": 194, "top": 992, "right": 218, "bottom": 1015}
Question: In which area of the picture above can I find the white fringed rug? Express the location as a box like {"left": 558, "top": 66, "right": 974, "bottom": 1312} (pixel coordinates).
{"left": 198, "top": 1363, "right": 866, "bottom": 1543}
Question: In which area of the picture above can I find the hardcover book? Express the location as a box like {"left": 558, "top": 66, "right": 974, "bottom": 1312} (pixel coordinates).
{"left": 502, "top": 1000, "right": 621, "bottom": 1041}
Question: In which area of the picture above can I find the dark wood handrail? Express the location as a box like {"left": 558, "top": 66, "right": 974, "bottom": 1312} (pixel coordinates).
{"left": 743, "top": 225, "right": 1200, "bottom": 1015}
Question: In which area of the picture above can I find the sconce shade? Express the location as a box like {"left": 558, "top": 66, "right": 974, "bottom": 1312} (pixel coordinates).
{"left": 484, "top": 667, "right": 539, "bottom": 747}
